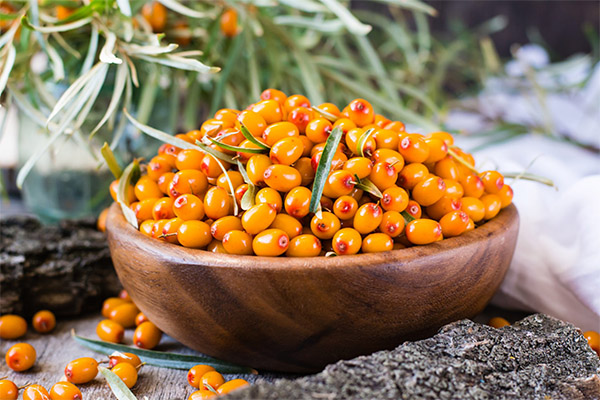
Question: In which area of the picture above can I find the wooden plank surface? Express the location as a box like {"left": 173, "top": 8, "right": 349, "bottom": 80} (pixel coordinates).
{"left": 0, "top": 313, "right": 284, "bottom": 399}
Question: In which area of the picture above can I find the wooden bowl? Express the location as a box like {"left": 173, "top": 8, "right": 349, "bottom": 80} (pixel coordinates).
{"left": 106, "top": 203, "right": 519, "bottom": 373}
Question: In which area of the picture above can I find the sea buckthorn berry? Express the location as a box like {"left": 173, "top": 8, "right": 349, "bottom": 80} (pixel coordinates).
{"left": 284, "top": 94, "right": 311, "bottom": 113}
{"left": 135, "top": 313, "right": 148, "bottom": 326}
{"left": 488, "top": 316, "right": 510, "bottom": 328}
{"left": 217, "top": 171, "right": 244, "bottom": 194}
{"left": 217, "top": 379, "right": 250, "bottom": 395}
{"left": 252, "top": 229, "right": 289, "bottom": 256}
{"left": 175, "top": 149, "right": 204, "bottom": 171}
{"left": 200, "top": 155, "right": 230, "bottom": 179}
{"left": 236, "top": 140, "right": 262, "bottom": 163}
{"left": 465, "top": 218, "right": 475, "bottom": 232}
{"left": 434, "top": 156, "right": 460, "bottom": 180}
{"left": 263, "top": 165, "right": 302, "bottom": 192}
{"left": 479, "top": 171, "right": 504, "bottom": 194}
{"left": 460, "top": 197, "right": 485, "bottom": 222}
{"left": 134, "top": 176, "right": 163, "bottom": 201}
{"left": 236, "top": 110, "right": 267, "bottom": 138}
{"left": 5, "top": 343, "right": 36, "bottom": 371}
{"left": 31, "top": 310, "right": 56, "bottom": 334}
{"left": 204, "top": 187, "right": 232, "bottom": 220}
{"left": 439, "top": 211, "right": 470, "bottom": 237}
{"left": 381, "top": 186, "right": 409, "bottom": 212}
{"left": 310, "top": 212, "right": 341, "bottom": 240}
{"left": 252, "top": 100, "right": 283, "bottom": 124}
{"left": 214, "top": 128, "right": 245, "bottom": 155}
{"left": 311, "top": 150, "right": 347, "bottom": 172}
{"left": 152, "top": 220, "right": 169, "bottom": 239}
{"left": 211, "top": 216, "right": 244, "bottom": 241}
{"left": 460, "top": 173, "right": 484, "bottom": 198}
{"left": 161, "top": 218, "right": 183, "bottom": 244}
{"left": 426, "top": 131, "right": 454, "bottom": 146}
{"left": 222, "top": 230, "right": 253, "bottom": 255}
{"left": 0, "top": 380, "right": 18, "bottom": 400}
{"left": 322, "top": 170, "right": 355, "bottom": 198}
{"left": 497, "top": 184, "right": 513, "bottom": 208}
{"left": 443, "top": 179, "right": 464, "bottom": 199}
{"left": 109, "top": 352, "right": 142, "bottom": 369}
{"left": 96, "top": 319, "right": 124, "bottom": 343}
{"left": 412, "top": 176, "right": 446, "bottom": 206}
{"left": 199, "top": 119, "right": 225, "bottom": 138}
{"left": 584, "top": 331, "right": 600, "bottom": 356}
{"left": 298, "top": 135, "right": 314, "bottom": 157}
{"left": 284, "top": 187, "right": 312, "bottom": 218}
{"left": 374, "top": 114, "right": 392, "bottom": 128}
{"left": 305, "top": 118, "right": 332, "bottom": 144}
{"left": 49, "top": 381, "right": 82, "bottom": 400}
{"left": 188, "top": 389, "right": 217, "bottom": 399}
{"left": 108, "top": 303, "right": 139, "bottom": 328}
{"left": 111, "top": 362, "right": 138, "bottom": 389}
{"left": 286, "top": 234, "right": 322, "bottom": 257}
{"left": 158, "top": 143, "right": 181, "bottom": 158}
{"left": 173, "top": 194, "right": 205, "bottom": 221}
{"left": 119, "top": 289, "right": 132, "bottom": 302}
{"left": 372, "top": 129, "right": 400, "bottom": 150}
{"left": 315, "top": 102, "right": 340, "bottom": 118}
{"left": 220, "top": 8, "right": 238, "bottom": 37}
{"left": 241, "top": 204, "right": 277, "bottom": 235}
{"left": 332, "top": 228, "right": 362, "bottom": 255}
{"left": 311, "top": 141, "right": 346, "bottom": 157}
{"left": 147, "top": 155, "right": 175, "bottom": 181}
{"left": 481, "top": 194, "right": 502, "bottom": 220}
{"left": 110, "top": 180, "right": 136, "bottom": 203}
{"left": 287, "top": 107, "right": 312, "bottom": 133}
{"left": 346, "top": 128, "right": 375, "bottom": 156}
{"left": 157, "top": 172, "right": 175, "bottom": 195}
{"left": 132, "top": 199, "right": 157, "bottom": 223}
{"left": 207, "top": 239, "right": 228, "bottom": 253}
{"left": 333, "top": 196, "right": 359, "bottom": 220}
{"left": 263, "top": 122, "right": 300, "bottom": 147}
{"left": 344, "top": 157, "right": 373, "bottom": 180}
{"left": 200, "top": 371, "right": 225, "bottom": 391}
{"left": 371, "top": 148, "right": 405, "bottom": 173}
{"left": 97, "top": 207, "right": 109, "bottom": 232}
{"left": 23, "top": 385, "right": 50, "bottom": 400}
{"left": 332, "top": 118, "right": 356, "bottom": 135}
{"left": 405, "top": 200, "right": 423, "bottom": 219}
{"left": 170, "top": 170, "right": 209, "bottom": 199}
{"left": 353, "top": 203, "right": 383, "bottom": 234}
{"left": 362, "top": 233, "right": 394, "bottom": 253}
{"left": 0, "top": 314, "right": 27, "bottom": 339}
{"left": 261, "top": 89, "right": 287, "bottom": 105}
{"left": 426, "top": 196, "right": 461, "bottom": 220}
{"left": 369, "top": 162, "right": 398, "bottom": 191}
{"left": 406, "top": 219, "right": 443, "bottom": 245}
{"left": 178, "top": 221, "right": 212, "bottom": 249}
{"left": 140, "top": 220, "right": 155, "bottom": 236}
{"left": 397, "top": 163, "right": 428, "bottom": 190}
{"left": 214, "top": 108, "right": 239, "bottom": 125}
{"left": 152, "top": 197, "right": 175, "bottom": 220}
{"left": 246, "top": 154, "right": 272, "bottom": 186}
{"left": 65, "top": 357, "right": 98, "bottom": 384}
{"left": 270, "top": 137, "right": 304, "bottom": 165}
{"left": 346, "top": 98, "right": 374, "bottom": 127}
{"left": 424, "top": 138, "right": 448, "bottom": 163}
{"left": 188, "top": 365, "right": 216, "bottom": 389}
{"left": 141, "top": 1, "right": 167, "bottom": 32}
{"left": 101, "top": 298, "right": 128, "bottom": 318}
{"left": 234, "top": 184, "right": 249, "bottom": 205}
{"left": 255, "top": 187, "right": 283, "bottom": 212}
{"left": 134, "top": 322, "right": 162, "bottom": 349}
{"left": 398, "top": 134, "right": 430, "bottom": 163}
{"left": 270, "top": 214, "right": 303, "bottom": 238}
{"left": 379, "top": 211, "right": 405, "bottom": 238}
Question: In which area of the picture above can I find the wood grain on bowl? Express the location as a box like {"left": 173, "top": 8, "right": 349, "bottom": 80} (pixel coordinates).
{"left": 106, "top": 203, "right": 519, "bottom": 373}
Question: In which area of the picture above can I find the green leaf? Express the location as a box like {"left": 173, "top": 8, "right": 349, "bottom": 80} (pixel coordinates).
{"left": 193, "top": 141, "right": 237, "bottom": 164}
{"left": 309, "top": 126, "right": 344, "bottom": 213}
{"left": 354, "top": 177, "right": 383, "bottom": 198}
{"left": 401, "top": 210, "right": 415, "bottom": 225}
{"left": 372, "top": 0, "right": 437, "bottom": 16}
{"left": 157, "top": 0, "right": 212, "bottom": 18}
{"left": 318, "top": 0, "right": 372, "bottom": 35}
{"left": 134, "top": 54, "right": 220, "bottom": 73}
{"left": 80, "top": 24, "right": 98, "bottom": 75}
{"left": 0, "top": 45, "right": 15, "bottom": 96}
{"left": 101, "top": 143, "right": 123, "bottom": 179}
{"left": 117, "top": 160, "right": 140, "bottom": 229}
{"left": 356, "top": 128, "right": 375, "bottom": 157}
{"left": 21, "top": 15, "right": 93, "bottom": 33}
{"left": 274, "top": 15, "right": 344, "bottom": 33}
{"left": 116, "top": 0, "right": 132, "bottom": 17}
{"left": 91, "top": 62, "right": 128, "bottom": 137}
{"left": 207, "top": 136, "right": 267, "bottom": 155}
{"left": 236, "top": 160, "right": 256, "bottom": 211}
{"left": 99, "top": 31, "right": 123, "bottom": 65}
{"left": 124, "top": 108, "right": 198, "bottom": 150}
{"left": 99, "top": 367, "right": 137, "bottom": 400}
{"left": 311, "top": 106, "right": 338, "bottom": 122}
{"left": 16, "top": 129, "right": 64, "bottom": 189}
{"left": 73, "top": 334, "right": 257, "bottom": 374}
{"left": 239, "top": 124, "right": 270, "bottom": 149}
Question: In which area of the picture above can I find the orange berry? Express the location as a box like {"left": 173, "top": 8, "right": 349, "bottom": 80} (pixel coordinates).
{"left": 169, "top": 170, "right": 208, "bottom": 199}
{"left": 481, "top": 194, "right": 502, "bottom": 220}
{"left": 381, "top": 186, "right": 409, "bottom": 212}
{"left": 412, "top": 176, "right": 446, "bottom": 206}
{"left": 398, "top": 134, "right": 430, "bottom": 164}
{"left": 460, "top": 174, "right": 485, "bottom": 198}
{"left": 497, "top": 184, "right": 514, "bottom": 208}
{"left": 269, "top": 214, "right": 303, "bottom": 239}
{"left": 173, "top": 194, "right": 205, "bottom": 221}
{"left": 488, "top": 317, "right": 510, "bottom": 328}
{"left": 333, "top": 196, "right": 359, "bottom": 220}
{"left": 379, "top": 211, "right": 405, "bottom": 238}
{"left": 287, "top": 107, "right": 313, "bottom": 133}
{"left": 110, "top": 180, "right": 136, "bottom": 203}
{"left": 5, "top": 343, "right": 36, "bottom": 371}
{"left": 397, "top": 163, "right": 428, "bottom": 190}
{"left": 109, "top": 352, "right": 142, "bottom": 369}
{"left": 111, "top": 362, "right": 138, "bottom": 389}
{"left": 406, "top": 219, "right": 443, "bottom": 245}
{"left": 65, "top": 357, "right": 98, "bottom": 384}
{"left": 0, "top": 314, "right": 27, "bottom": 339}
{"left": 203, "top": 187, "right": 232, "bottom": 220}
{"left": 242, "top": 204, "right": 277, "bottom": 235}
{"left": 200, "top": 154, "right": 231, "bottom": 179}
{"left": 222, "top": 230, "right": 254, "bottom": 255}
{"left": 96, "top": 319, "right": 124, "bottom": 343}
{"left": 284, "top": 187, "right": 312, "bottom": 218}
{"left": 332, "top": 228, "right": 362, "bottom": 255}
{"left": 139, "top": 219, "right": 155, "bottom": 236}
{"left": 439, "top": 211, "right": 470, "bottom": 237}
{"left": 132, "top": 199, "right": 158, "bottom": 223}
{"left": 255, "top": 187, "right": 283, "bottom": 212}
{"left": 157, "top": 172, "right": 175, "bottom": 195}
{"left": 434, "top": 156, "right": 460, "bottom": 180}
{"left": 262, "top": 121, "right": 300, "bottom": 147}
{"left": 384, "top": 121, "right": 406, "bottom": 133}
{"left": 284, "top": 95, "right": 311, "bottom": 113}
{"left": 188, "top": 389, "right": 217, "bottom": 399}
{"left": 263, "top": 164, "right": 301, "bottom": 192}
{"left": 147, "top": 155, "right": 175, "bottom": 181}
{"left": 371, "top": 149, "right": 404, "bottom": 173}
{"left": 49, "top": 381, "right": 82, "bottom": 400}
{"left": 246, "top": 154, "right": 272, "bottom": 186}
{"left": 426, "top": 196, "right": 462, "bottom": 220}
{"left": 236, "top": 110, "right": 267, "bottom": 138}
{"left": 134, "top": 321, "right": 162, "bottom": 349}
{"left": 322, "top": 170, "right": 355, "bottom": 198}
{"left": 141, "top": 1, "right": 167, "bottom": 32}
{"left": 344, "top": 157, "right": 373, "bottom": 180}
{"left": 423, "top": 138, "right": 448, "bottom": 163}
{"left": 211, "top": 216, "right": 244, "bottom": 241}
{"left": 362, "top": 233, "right": 393, "bottom": 253}
{"left": 346, "top": 128, "right": 375, "bottom": 157}
{"left": 101, "top": 297, "right": 128, "bottom": 318}
{"left": 188, "top": 365, "right": 216, "bottom": 388}
{"left": 346, "top": 99, "right": 374, "bottom": 127}
{"left": 200, "top": 371, "right": 225, "bottom": 391}
{"left": 178, "top": 220, "right": 212, "bottom": 249}
{"left": 460, "top": 197, "right": 485, "bottom": 223}
{"left": 286, "top": 234, "right": 322, "bottom": 257}
{"left": 135, "top": 313, "right": 148, "bottom": 326}
{"left": 134, "top": 176, "right": 163, "bottom": 201}
{"left": 270, "top": 137, "right": 304, "bottom": 165}
{"left": 214, "top": 108, "right": 239, "bottom": 125}
{"left": 583, "top": 331, "right": 600, "bottom": 356}
{"left": 252, "top": 100, "right": 283, "bottom": 124}
{"left": 108, "top": 303, "right": 139, "bottom": 328}
{"left": 369, "top": 162, "right": 398, "bottom": 191}
{"left": 305, "top": 118, "right": 333, "bottom": 144}
{"left": 252, "top": 229, "right": 289, "bottom": 257}
{"left": 220, "top": 8, "right": 238, "bottom": 37}
{"left": 152, "top": 197, "right": 175, "bottom": 220}
{"left": 479, "top": 171, "right": 504, "bottom": 194}
{"left": 217, "top": 379, "right": 250, "bottom": 395}
{"left": 30, "top": 310, "right": 55, "bottom": 334}
{"left": 372, "top": 129, "right": 400, "bottom": 150}
{"left": 23, "top": 385, "right": 50, "bottom": 400}
{"left": 261, "top": 89, "right": 287, "bottom": 105}
{"left": 0, "top": 380, "right": 18, "bottom": 400}
{"left": 294, "top": 157, "right": 315, "bottom": 186}
{"left": 310, "top": 212, "right": 341, "bottom": 240}
{"left": 443, "top": 179, "right": 464, "bottom": 199}
{"left": 405, "top": 200, "right": 423, "bottom": 219}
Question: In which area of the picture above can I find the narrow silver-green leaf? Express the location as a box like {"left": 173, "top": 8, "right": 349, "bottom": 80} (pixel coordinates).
{"left": 309, "top": 126, "right": 344, "bottom": 213}
{"left": 16, "top": 129, "right": 63, "bottom": 189}
{"left": 236, "top": 160, "right": 256, "bottom": 211}
{"left": 80, "top": 24, "right": 98, "bottom": 75}
{"left": 99, "top": 31, "right": 123, "bottom": 64}
{"left": 101, "top": 142, "right": 122, "bottom": 179}
{"left": 207, "top": 136, "right": 267, "bottom": 155}
{"left": 274, "top": 15, "right": 344, "bottom": 33}
{"left": 157, "top": 0, "right": 212, "bottom": 18}
{"left": 99, "top": 367, "right": 137, "bottom": 400}
{"left": 0, "top": 44, "right": 15, "bottom": 95}
{"left": 134, "top": 54, "right": 219, "bottom": 73}
{"left": 45, "top": 41, "right": 65, "bottom": 81}
{"left": 372, "top": 0, "right": 437, "bottom": 16}
{"left": 193, "top": 140, "right": 237, "bottom": 164}
{"left": 318, "top": 0, "right": 372, "bottom": 35}
{"left": 311, "top": 106, "right": 338, "bottom": 122}
{"left": 117, "top": 160, "right": 140, "bottom": 228}
{"left": 240, "top": 124, "right": 270, "bottom": 149}
{"left": 21, "top": 15, "right": 93, "bottom": 33}
{"left": 356, "top": 127, "right": 375, "bottom": 157}
{"left": 355, "top": 177, "right": 382, "bottom": 198}
{"left": 91, "top": 62, "right": 128, "bottom": 136}
{"left": 73, "top": 334, "right": 257, "bottom": 374}
{"left": 124, "top": 108, "right": 197, "bottom": 150}
{"left": 116, "top": 0, "right": 132, "bottom": 17}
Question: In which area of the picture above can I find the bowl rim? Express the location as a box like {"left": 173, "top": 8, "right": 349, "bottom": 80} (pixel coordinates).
{"left": 106, "top": 203, "right": 518, "bottom": 270}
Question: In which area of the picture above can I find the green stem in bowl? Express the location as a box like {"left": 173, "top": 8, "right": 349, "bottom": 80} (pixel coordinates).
{"left": 309, "top": 126, "right": 344, "bottom": 214}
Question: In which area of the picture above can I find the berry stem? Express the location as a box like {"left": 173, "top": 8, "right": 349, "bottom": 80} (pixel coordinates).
{"left": 502, "top": 172, "right": 556, "bottom": 189}
{"left": 447, "top": 148, "right": 478, "bottom": 174}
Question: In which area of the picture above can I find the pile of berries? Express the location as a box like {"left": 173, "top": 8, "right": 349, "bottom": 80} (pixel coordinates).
{"left": 112, "top": 89, "right": 513, "bottom": 257}
{"left": 187, "top": 365, "right": 249, "bottom": 399}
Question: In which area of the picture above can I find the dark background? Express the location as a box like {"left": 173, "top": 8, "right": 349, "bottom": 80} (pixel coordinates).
{"left": 354, "top": 0, "right": 600, "bottom": 59}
